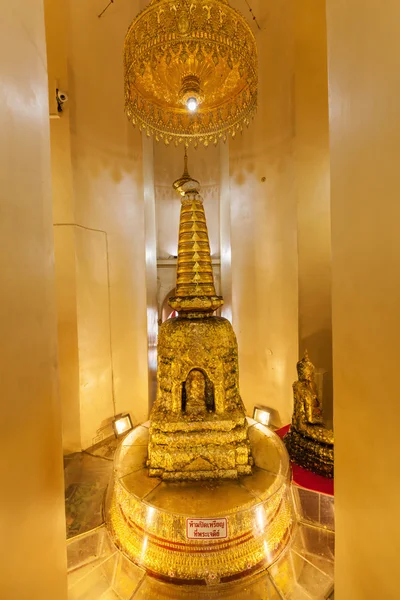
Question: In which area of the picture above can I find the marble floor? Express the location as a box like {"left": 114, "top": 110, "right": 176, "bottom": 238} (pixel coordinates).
{"left": 64, "top": 438, "right": 119, "bottom": 539}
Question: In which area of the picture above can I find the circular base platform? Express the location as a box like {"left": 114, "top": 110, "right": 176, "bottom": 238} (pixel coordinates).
{"left": 105, "top": 419, "right": 295, "bottom": 585}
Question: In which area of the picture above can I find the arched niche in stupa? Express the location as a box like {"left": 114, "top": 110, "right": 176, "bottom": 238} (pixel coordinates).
{"left": 181, "top": 367, "right": 216, "bottom": 416}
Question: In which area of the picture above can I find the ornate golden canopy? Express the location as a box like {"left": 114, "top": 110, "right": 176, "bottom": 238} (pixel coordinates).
{"left": 124, "top": 0, "right": 258, "bottom": 147}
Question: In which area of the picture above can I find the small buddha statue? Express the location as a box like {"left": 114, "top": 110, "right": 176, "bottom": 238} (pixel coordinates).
{"left": 284, "top": 351, "right": 334, "bottom": 478}
{"left": 183, "top": 369, "right": 215, "bottom": 417}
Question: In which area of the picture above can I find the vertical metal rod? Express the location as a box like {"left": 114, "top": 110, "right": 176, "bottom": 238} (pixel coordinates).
{"left": 244, "top": 0, "right": 261, "bottom": 30}
{"left": 98, "top": 0, "right": 114, "bottom": 19}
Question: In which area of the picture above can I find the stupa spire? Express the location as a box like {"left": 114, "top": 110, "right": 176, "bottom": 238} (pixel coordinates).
{"left": 183, "top": 146, "right": 189, "bottom": 178}
{"left": 169, "top": 150, "right": 223, "bottom": 317}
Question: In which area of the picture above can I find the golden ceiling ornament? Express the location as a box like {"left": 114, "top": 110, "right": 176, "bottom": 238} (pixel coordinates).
{"left": 124, "top": 0, "right": 258, "bottom": 147}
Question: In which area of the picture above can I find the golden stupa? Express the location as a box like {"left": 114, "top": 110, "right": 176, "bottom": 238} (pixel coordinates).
{"left": 106, "top": 154, "right": 294, "bottom": 584}
{"left": 101, "top": 3, "right": 322, "bottom": 590}
{"left": 147, "top": 151, "right": 253, "bottom": 480}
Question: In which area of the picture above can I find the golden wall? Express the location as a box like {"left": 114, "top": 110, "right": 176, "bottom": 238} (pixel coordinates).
{"left": 45, "top": 0, "right": 334, "bottom": 447}
{"left": 45, "top": 0, "right": 151, "bottom": 451}
{"left": 0, "top": 1, "right": 67, "bottom": 597}
{"left": 295, "top": 0, "right": 333, "bottom": 421}
{"left": 228, "top": 0, "right": 298, "bottom": 425}
{"left": 327, "top": 0, "right": 400, "bottom": 597}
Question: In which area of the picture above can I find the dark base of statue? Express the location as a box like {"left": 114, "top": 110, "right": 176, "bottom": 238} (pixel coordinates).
{"left": 284, "top": 428, "right": 334, "bottom": 479}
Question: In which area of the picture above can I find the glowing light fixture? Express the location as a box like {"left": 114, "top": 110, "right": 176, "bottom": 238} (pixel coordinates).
{"left": 186, "top": 97, "right": 198, "bottom": 112}
{"left": 253, "top": 406, "right": 272, "bottom": 427}
{"left": 112, "top": 413, "right": 133, "bottom": 438}
{"left": 253, "top": 405, "right": 281, "bottom": 429}
{"left": 124, "top": 0, "right": 258, "bottom": 147}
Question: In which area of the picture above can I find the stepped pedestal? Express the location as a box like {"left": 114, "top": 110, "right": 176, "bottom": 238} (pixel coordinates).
{"left": 106, "top": 419, "right": 294, "bottom": 585}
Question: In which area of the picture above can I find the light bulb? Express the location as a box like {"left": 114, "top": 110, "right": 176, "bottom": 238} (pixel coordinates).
{"left": 186, "top": 97, "right": 198, "bottom": 112}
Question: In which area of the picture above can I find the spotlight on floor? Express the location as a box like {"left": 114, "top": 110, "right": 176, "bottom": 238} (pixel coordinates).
{"left": 253, "top": 405, "right": 280, "bottom": 430}
{"left": 112, "top": 413, "right": 133, "bottom": 438}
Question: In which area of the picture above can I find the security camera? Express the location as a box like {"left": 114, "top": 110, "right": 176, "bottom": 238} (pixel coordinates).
{"left": 56, "top": 88, "right": 68, "bottom": 112}
{"left": 57, "top": 89, "right": 68, "bottom": 103}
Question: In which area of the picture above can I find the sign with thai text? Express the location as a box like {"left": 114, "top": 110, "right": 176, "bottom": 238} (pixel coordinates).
{"left": 186, "top": 518, "right": 228, "bottom": 540}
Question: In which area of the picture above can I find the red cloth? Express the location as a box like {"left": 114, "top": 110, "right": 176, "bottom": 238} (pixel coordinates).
{"left": 276, "top": 425, "right": 334, "bottom": 497}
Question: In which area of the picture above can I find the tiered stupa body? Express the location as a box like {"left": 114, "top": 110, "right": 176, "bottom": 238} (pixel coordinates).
{"left": 107, "top": 156, "right": 294, "bottom": 581}
{"left": 148, "top": 153, "right": 253, "bottom": 480}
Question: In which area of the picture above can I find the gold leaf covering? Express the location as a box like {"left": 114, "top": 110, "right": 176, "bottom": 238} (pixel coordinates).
{"left": 105, "top": 156, "right": 295, "bottom": 584}
{"left": 106, "top": 422, "right": 295, "bottom": 584}
{"left": 284, "top": 352, "right": 334, "bottom": 478}
{"left": 124, "top": 0, "right": 258, "bottom": 146}
{"left": 147, "top": 153, "right": 252, "bottom": 480}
